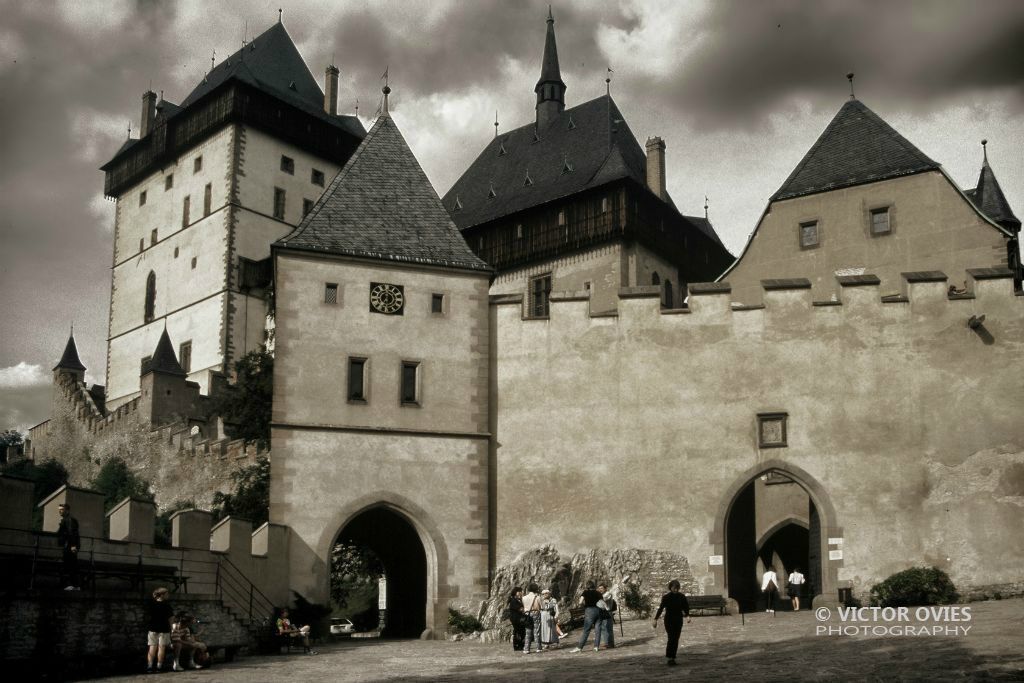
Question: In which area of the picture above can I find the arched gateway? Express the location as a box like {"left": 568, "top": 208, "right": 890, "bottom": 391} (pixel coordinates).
{"left": 709, "top": 460, "right": 842, "bottom": 611}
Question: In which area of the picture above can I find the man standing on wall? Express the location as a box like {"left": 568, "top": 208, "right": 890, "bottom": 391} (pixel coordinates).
{"left": 58, "top": 502, "right": 80, "bottom": 590}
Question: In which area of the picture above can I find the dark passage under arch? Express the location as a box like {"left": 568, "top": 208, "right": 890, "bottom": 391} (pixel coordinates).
{"left": 335, "top": 507, "right": 427, "bottom": 638}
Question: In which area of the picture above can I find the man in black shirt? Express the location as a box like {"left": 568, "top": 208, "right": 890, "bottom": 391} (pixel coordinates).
{"left": 57, "top": 503, "right": 80, "bottom": 590}
{"left": 145, "top": 587, "right": 174, "bottom": 673}
{"left": 653, "top": 580, "right": 691, "bottom": 666}
{"left": 570, "top": 581, "right": 605, "bottom": 652}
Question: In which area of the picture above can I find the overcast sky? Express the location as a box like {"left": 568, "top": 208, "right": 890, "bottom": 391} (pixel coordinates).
{"left": 1, "top": 0, "right": 1022, "bottom": 433}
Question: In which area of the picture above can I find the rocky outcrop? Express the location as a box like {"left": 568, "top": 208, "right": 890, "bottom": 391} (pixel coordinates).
{"left": 478, "top": 546, "right": 698, "bottom": 638}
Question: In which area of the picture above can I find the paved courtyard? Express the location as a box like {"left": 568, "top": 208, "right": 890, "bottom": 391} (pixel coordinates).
{"left": 107, "top": 598, "right": 1024, "bottom": 681}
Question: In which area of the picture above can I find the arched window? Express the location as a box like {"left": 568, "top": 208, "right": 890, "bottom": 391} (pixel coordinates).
{"left": 664, "top": 280, "right": 674, "bottom": 309}
{"left": 144, "top": 271, "right": 156, "bottom": 323}
{"left": 651, "top": 272, "right": 661, "bottom": 286}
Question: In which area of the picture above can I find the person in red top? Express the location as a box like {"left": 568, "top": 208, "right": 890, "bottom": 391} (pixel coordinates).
{"left": 653, "top": 580, "right": 691, "bottom": 666}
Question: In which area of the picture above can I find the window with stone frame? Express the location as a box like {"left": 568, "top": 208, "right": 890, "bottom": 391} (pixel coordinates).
{"left": 431, "top": 293, "right": 445, "bottom": 314}
{"left": 347, "top": 357, "right": 367, "bottom": 402}
{"left": 529, "top": 273, "right": 552, "bottom": 318}
{"left": 757, "top": 412, "right": 788, "bottom": 448}
{"left": 400, "top": 361, "right": 420, "bottom": 405}
{"left": 179, "top": 341, "right": 192, "bottom": 373}
{"left": 273, "top": 187, "right": 286, "bottom": 220}
{"left": 799, "top": 220, "right": 819, "bottom": 248}
{"left": 324, "top": 283, "right": 338, "bottom": 304}
{"left": 870, "top": 207, "right": 891, "bottom": 235}
{"left": 280, "top": 155, "right": 295, "bottom": 175}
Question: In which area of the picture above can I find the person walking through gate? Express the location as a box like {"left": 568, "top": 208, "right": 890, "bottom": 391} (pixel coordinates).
{"left": 57, "top": 502, "right": 81, "bottom": 591}
{"left": 653, "top": 580, "right": 691, "bottom": 666}
{"left": 762, "top": 564, "right": 779, "bottom": 613}
{"left": 787, "top": 567, "right": 806, "bottom": 611}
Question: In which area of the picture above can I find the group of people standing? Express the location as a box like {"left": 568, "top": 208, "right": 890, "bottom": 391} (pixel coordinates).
{"left": 507, "top": 584, "right": 567, "bottom": 653}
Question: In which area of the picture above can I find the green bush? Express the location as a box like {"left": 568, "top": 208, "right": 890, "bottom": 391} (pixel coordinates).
{"left": 622, "top": 582, "right": 652, "bottom": 618}
{"left": 869, "top": 567, "right": 959, "bottom": 607}
{"left": 448, "top": 607, "right": 483, "bottom": 634}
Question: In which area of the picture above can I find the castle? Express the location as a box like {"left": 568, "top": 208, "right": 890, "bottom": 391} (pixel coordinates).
{"left": 23, "top": 12, "right": 1024, "bottom": 639}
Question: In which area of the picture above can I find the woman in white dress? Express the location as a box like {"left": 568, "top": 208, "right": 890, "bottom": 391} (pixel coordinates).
{"left": 539, "top": 589, "right": 562, "bottom": 648}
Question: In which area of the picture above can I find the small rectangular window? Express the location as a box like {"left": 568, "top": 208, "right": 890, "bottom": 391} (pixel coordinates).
{"left": 165, "top": 174, "right": 173, "bottom": 190}
{"left": 584, "top": 281, "right": 591, "bottom": 290}
{"left": 182, "top": 196, "right": 190, "bottom": 227}
{"left": 601, "top": 197, "right": 610, "bottom": 213}
{"left": 870, "top": 207, "right": 891, "bottom": 235}
{"left": 179, "top": 341, "right": 192, "bottom": 373}
{"left": 280, "top": 155, "right": 295, "bottom": 174}
{"left": 325, "top": 283, "right": 338, "bottom": 304}
{"left": 139, "top": 238, "right": 144, "bottom": 252}
{"left": 348, "top": 358, "right": 366, "bottom": 402}
{"left": 303, "top": 198, "right": 314, "bottom": 217}
{"left": 193, "top": 156, "right": 203, "bottom": 173}
{"left": 203, "top": 183, "right": 212, "bottom": 216}
{"left": 150, "top": 229, "right": 158, "bottom": 246}
{"left": 529, "top": 274, "right": 552, "bottom": 318}
{"left": 273, "top": 187, "right": 286, "bottom": 220}
{"left": 139, "top": 190, "right": 147, "bottom": 207}
{"left": 311, "top": 169, "right": 325, "bottom": 187}
{"left": 516, "top": 224, "right": 523, "bottom": 239}
{"left": 799, "top": 220, "right": 819, "bottom": 248}
{"left": 557, "top": 210, "right": 566, "bottom": 227}
{"left": 190, "top": 256, "right": 197, "bottom": 269}
{"left": 401, "top": 361, "right": 420, "bottom": 405}
{"left": 431, "top": 293, "right": 444, "bottom": 314}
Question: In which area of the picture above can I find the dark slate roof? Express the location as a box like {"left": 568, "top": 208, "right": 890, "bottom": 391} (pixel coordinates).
{"left": 178, "top": 22, "right": 363, "bottom": 139}
{"left": 443, "top": 95, "right": 649, "bottom": 230}
{"left": 276, "top": 113, "right": 490, "bottom": 272}
{"left": 683, "top": 215, "right": 726, "bottom": 249}
{"left": 146, "top": 329, "right": 186, "bottom": 376}
{"left": 772, "top": 99, "right": 940, "bottom": 202}
{"left": 970, "top": 158, "right": 1020, "bottom": 229}
{"left": 54, "top": 334, "right": 86, "bottom": 372}
{"left": 537, "top": 11, "right": 565, "bottom": 90}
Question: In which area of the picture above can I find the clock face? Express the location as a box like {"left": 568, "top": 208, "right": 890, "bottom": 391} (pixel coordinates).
{"left": 369, "top": 282, "right": 405, "bottom": 315}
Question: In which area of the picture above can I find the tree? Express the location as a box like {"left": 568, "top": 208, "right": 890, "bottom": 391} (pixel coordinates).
{"left": 0, "top": 429, "right": 24, "bottom": 464}
{"left": 90, "top": 456, "right": 153, "bottom": 511}
{"left": 211, "top": 457, "right": 269, "bottom": 526}
{"left": 212, "top": 348, "right": 273, "bottom": 447}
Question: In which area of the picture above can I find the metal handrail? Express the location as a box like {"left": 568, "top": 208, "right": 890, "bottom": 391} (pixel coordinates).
{"left": 214, "top": 555, "right": 277, "bottom": 628}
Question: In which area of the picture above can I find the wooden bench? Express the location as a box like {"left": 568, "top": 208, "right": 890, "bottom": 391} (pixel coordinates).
{"left": 567, "top": 607, "right": 586, "bottom": 629}
{"left": 688, "top": 595, "right": 727, "bottom": 616}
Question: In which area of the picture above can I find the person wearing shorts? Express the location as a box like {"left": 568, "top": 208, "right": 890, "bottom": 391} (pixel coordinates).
{"left": 145, "top": 587, "right": 173, "bottom": 673}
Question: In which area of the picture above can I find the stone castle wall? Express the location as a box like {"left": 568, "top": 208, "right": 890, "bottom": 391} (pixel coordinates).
{"left": 491, "top": 269, "right": 1024, "bottom": 602}
{"left": 28, "top": 374, "right": 263, "bottom": 509}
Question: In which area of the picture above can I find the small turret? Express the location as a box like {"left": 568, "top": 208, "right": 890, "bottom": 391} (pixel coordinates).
{"left": 53, "top": 329, "right": 86, "bottom": 384}
{"left": 534, "top": 7, "right": 566, "bottom": 131}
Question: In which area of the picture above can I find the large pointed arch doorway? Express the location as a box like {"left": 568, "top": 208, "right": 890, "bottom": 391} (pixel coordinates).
{"left": 331, "top": 506, "right": 428, "bottom": 638}
{"left": 712, "top": 462, "right": 840, "bottom": 612}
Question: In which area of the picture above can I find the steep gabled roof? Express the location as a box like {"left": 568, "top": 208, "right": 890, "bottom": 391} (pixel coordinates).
{"left": 54, "top": 333, "right": 86, "bottom": 372}
{"left": 772, "top": 99, "right": 940, "bottom": 202}
{"left": 683, "top": 215, "right": 726, "bottom": 249}
{"left": 179, "top": 22, "right": 362, "bottom": 138}
{"left": 970, "top": 156, "right": 1020, "bottom": 229}
{"left": 145, "top": 329, "right": 186, "bottom": 376}
{"left": 443, "top": 95, "right": 649, "bottom": 230}
{"left": 276, "top": 113, "right": 490, "bottom": 272}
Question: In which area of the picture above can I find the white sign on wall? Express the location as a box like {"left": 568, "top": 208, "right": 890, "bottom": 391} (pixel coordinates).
{"left": 708, "top": 555, "right": 723, "bottom": 566}
{"left": 828, "top": 537, "right": 844, "bottom": 546}
{"left": 378, "top": 577, "right": 388, "bottom": 609}
{"left": 829, "top": 549, "right": 844, "bottom": 561}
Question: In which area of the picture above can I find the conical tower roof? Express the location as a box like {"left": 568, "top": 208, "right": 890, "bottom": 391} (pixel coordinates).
{"left": 145, "top": 329, "right": 186, "bottom": 376}
{"left": 277, "top": 111, "right": 490, "bottom": 272}
{"left": 772, "top": 99, "right": 939, "bottom": 202}
{"left": 536, "top": 8, "right": 565, "bottom": 91}
{"left": 54, "top": 333, "right": 86, "bottom": 372}
{"left": 969, "top": 148, "right": 1020, "bottom": 230}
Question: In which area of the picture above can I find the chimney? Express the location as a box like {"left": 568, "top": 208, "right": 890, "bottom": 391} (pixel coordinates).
{"left": 324, "top": 65, "right": 339, "bottom": 116}
{"left": 645, "top": 136, "right": 666, "bottom": 200}
{"left": 140, "top": 90, "right": 157, "bottom": 138}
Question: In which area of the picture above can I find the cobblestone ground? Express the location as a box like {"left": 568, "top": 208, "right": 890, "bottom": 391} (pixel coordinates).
{"left": 107, "top": 598, "right": 1023, "bottom": 682}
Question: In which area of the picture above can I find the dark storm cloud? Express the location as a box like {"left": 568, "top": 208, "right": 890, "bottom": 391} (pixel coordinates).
{"left": 630, "top": 0, "right": 1024, "bottom": 130}
{"left": 310, "top": 0, "right": 638, "bottom": 104}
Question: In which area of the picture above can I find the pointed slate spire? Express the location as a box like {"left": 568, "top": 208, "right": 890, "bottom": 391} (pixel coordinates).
{"left": 145, "top": 329, "right": 186, "bottom": 376}
{"left": 772, "top": 99, "right": 939, "bottom": 202}
{"left": 535, "top": 7, "right": 566, "bottom": 130}
{"left": 970, "top": 141, "right": 1020, "bottom": 230}
{"left": 54, "top": 331, "right": 87, "bottom": 373}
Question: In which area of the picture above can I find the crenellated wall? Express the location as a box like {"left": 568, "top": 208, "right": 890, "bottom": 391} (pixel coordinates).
{"left": 27, "top": 373, "right": 265, "bottom": 509}
{"left": 491, "top": 266, "right": 1024, "bottom": 601}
